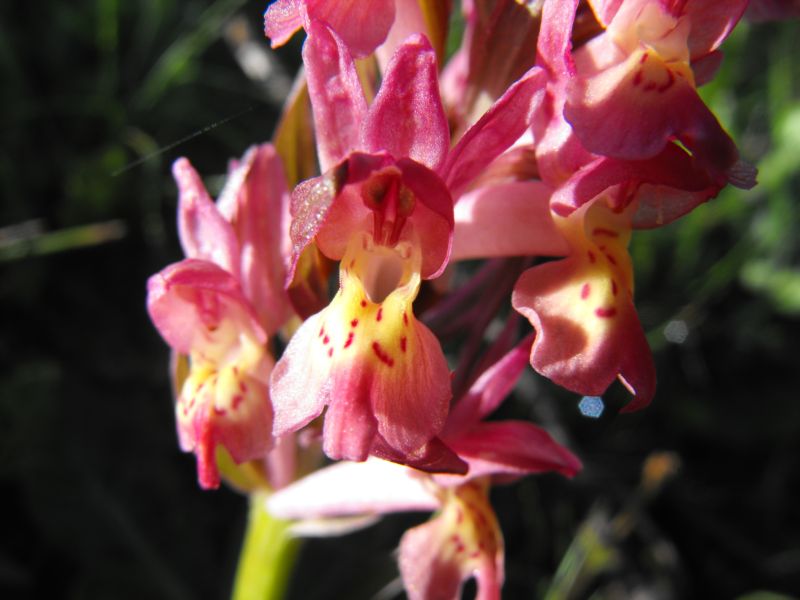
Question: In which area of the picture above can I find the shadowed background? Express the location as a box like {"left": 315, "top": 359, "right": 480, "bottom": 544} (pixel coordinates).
{"left": 1, "top": 2, "right": 799, "bottom": 599}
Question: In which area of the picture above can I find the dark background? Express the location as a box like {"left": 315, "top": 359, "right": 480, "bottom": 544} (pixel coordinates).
{"left": 1, "top": 2, "right": 799, "bottom": 599}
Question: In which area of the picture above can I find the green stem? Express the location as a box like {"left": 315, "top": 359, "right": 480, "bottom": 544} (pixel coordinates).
{"left": 231, "top": 493, "right": 301, "bottom": 600}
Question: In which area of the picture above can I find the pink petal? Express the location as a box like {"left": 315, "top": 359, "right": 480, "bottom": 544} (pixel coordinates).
{"left": 303, "top": 20, "right": 368, "bottom": 172}
{"left": 536, "top": 0, "right": 579, "bottom": 77}
{"left": 178, "top": 373, "right": 273, "bottom": 490}
{"left": 147, "top": 259, "right": 265, "bottom": 354}
{"left": 371, "top": 317, "right": 452, "bottom": 456}
{"left": 445, "top": 421, "right": 582, "bottom": 481}
{"left": 512, "top": 255, "right": 656, "bottom": 411}
{"left": 269, "top": 310, "right": 330, "bottom": 436}
{"left": 564, "top": 49, "right": 742, "bottom": 179}
{"left": 587, "top": 0, "right": 624, "bottom": 26}
{"left": 307, "top": 0, "right": 396, "bottom": 58}
{"left": 396, "top": 158, "right": 454, "bottom": 279}
{"left": 263, "top": 0, "right": 304, "bottom": 48}
{"left": 374, "top": 0, "right": 426, "bottom": 70}
{"left": 444, "top": 336, "right": 534, "bottom": 437}
{"left": 371, "top": 435, "right": 468, "bottom": 476}
{"left": 173, "top": 158, "right": 239, "bottom": 276}
{"left": 399, "top": 482, "right": 505, "bottom": 600}
{"left": 548, "top": 148, "right": 727, "bottom": 223}
{"left": 399, "top": 520, "right": 464, "bottom": 600}
{"left": 267, "top": 458, "right": 439, "bottom": 520}
{"left": 690, "top": 50, "right": 723, "bottom": 86}
{"left": 452, "top": 181, "right": 569, "bottom": 261}
{"left": 683, "top": 0, "right": 749, "bottom": 58}
{"left": 216, "top": 144, "right": 293, "bottom": 335}
{"left": 361, "top": 34, "right": 449, "bottom": 172}
{"left": 443, "top": 67, "right": 547, "bottom": 198}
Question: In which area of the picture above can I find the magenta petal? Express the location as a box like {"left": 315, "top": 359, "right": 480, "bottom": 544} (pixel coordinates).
{"left": 361, "top": 34, "right": 449, "bottom": 173}
{"left": 263, "top": 0, "right": 304, "bottom": 48}
{"left": 268, "top": 459, "right": 439, "bottom": 520}
{"left": 549, "top": 148, "right": 727, "bottom": 223}
{"left": 322, "top": 364, "right": 379, "bottom": 461}
{"left": 303, "top": 20, "right": 368, "bottom": 172}
{"left": 452, "top": 181, "right": 569, "bottom": 261}
{"left": 371, "top": 435, "right": 468, "bottom": 476}
{"left": 536, "top": 0, "right": 579, "bottom": 77}
{"left": 564, "top": 51, "right": 741, "bottom": 178}
{"left": 173, "top": 158, "right": 239, "bottom": 276}
{"left": 443, "top": 67, "right": 547, "bottom": 198}
{"left": 684, "top": 0, "right": 749, "bottom": 58}
{"left": 399, "top": 520, "right": 464, "bottom": 600}
{"left": 147, "top": 259, "right": 265, "bottom": 354}
{"left": 447, "top": 421, "right": 582, "bottom": 480}
{"left": 396, "top": 158, "right": 454, "bottom": 278}
{"left": 445, "top": 336, "right": 533, "bottom": 437}
{"left": 306, "top": 0, "right": 396, "bottom": 58}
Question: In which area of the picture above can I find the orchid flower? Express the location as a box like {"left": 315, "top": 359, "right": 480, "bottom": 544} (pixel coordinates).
{"left": 269, "top": 21, "right": 546, "bottom": 467}
{"left": 512, "top": 191, "right": 656, "bottom": 410}
{"left": 147, "top": 145, "right": 292, "bottom": 489}
{"left": 535, "top": 0, "right": 754, "bottom": 191}
{"left": 268, "top": 340, "right": 581, "bottom": 599}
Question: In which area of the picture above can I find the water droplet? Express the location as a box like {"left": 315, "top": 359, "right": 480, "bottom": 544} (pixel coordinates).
{"left": 579, "top": 396, "right": 604, "bottom": 418}
{"left": 663, "top": 319, "right": 689, "bottom": 344}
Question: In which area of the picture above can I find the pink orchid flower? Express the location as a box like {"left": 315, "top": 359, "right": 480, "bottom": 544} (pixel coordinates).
{"left": 270, "top": 21, "right": 546, "bottom": 466}
{"left": 147, "top": 145, "right": 292, "bottom": 489}
{"left": 512, "top": 190, "right": 656, "bottom": 411}
{"left": 268, "top": 340, "right": 580, "bottom": 599}
{"left": 535, "top": 0, "right": 753, "bottom": 190}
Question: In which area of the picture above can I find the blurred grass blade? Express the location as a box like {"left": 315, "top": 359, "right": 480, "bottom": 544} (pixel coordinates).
{"left": 0, "top": 219, "right": 126, "bottom": 261}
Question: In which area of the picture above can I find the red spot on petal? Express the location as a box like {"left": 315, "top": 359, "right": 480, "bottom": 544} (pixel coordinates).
{"left": 403, "top": 312, "right": 409, "bottom": 326}
{"left": 456, "top": 507, "right": 463, "bottom": 524}
{"left": 633, "top": 70, "right": 643, "bottom": 86}
{"left": 350, "top": 318, "right": 358, "bottom": 328}
{"left": 344, "top": 332, "right": 354, "bottom": 348}
{"left": 644, "top": 81, "right": 657, "bottom": 91}
{"left": 400, "top": 337, "right": 407, "bottom": 352}
{"left": 587, "top": 250, "right": 596, "bottom": 264}
{"left": 595, "top": 307, "right": 617, "bottom": 318}
{"left": 605, "top": 253, "right": 617, "bottom": 266}
{"left": 612, "top": 280, "right": 618, "bottom": 296}
{"left": 376, "top": 307, "right": 382, "bottom": 322}
{"left": 658, "top": 69, "right": 675, "bottom": 93}
{"left": 318, "top": 326, "right": 324, "bottom": 338}
{"left": 360, "top": 299, "right": 367, "bottom": 308}
{"left": 371, "top": 341, "right": 394, "bottom": 366}
{"left": 213, "top": 406, "right": 227, "bottom": 416}
{"left": 232, "top": 395, "right": 244, "bottom": 410}
{"left": 349, "top": 259, "right": 355, "bottom": 268}
{"left": 328, "top": 347, "right": 334, "bottom": 357}
{"left": 581, "top": 283, "right": 590, "bottom": 299}
{"left": 640, "top": 52, "right": 649, "bottom": 64}
{"left": 238, "top": 380, "right": 248, "bottom": 394}
{"left": 323, "top": 335, "right": 329, "bottom": 345}
{"left": 593, "top": 227, "right": 619, "bottom": 238}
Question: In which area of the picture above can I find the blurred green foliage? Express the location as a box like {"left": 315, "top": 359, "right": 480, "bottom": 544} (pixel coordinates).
{"left": 1, "top": 2, "right": 798, "bottom": 600}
